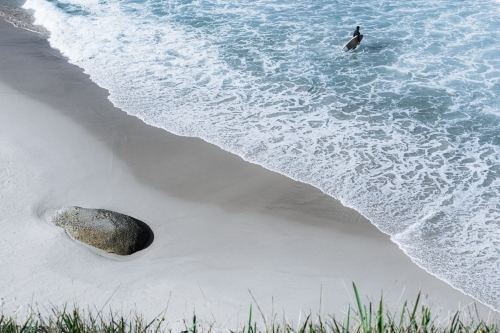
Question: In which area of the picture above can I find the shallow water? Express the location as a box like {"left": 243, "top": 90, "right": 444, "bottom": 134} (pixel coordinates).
{"left": 2, "top": 0, "right": 500, "bottom": 311}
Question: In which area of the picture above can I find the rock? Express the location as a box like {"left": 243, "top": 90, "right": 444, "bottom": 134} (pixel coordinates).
{"left": 52, "top": 206, "right": 152, "bottom": 255}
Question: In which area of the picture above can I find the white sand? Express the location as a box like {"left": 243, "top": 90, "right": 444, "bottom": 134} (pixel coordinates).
{"left": 0, "top": 19, "right": 497, "bottom": 326}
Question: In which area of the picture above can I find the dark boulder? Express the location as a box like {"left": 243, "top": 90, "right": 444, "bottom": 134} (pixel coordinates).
{"left": 52, "top": 206, "right": 152, "bottom": 255}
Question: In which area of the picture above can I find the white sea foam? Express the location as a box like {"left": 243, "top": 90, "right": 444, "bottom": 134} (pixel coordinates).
{"left": 23, "top": 0, "right": 500, "bottom": 310}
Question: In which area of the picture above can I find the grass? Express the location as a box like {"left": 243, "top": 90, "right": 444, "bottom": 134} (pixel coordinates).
{"left": 1, "top": 284, "right": 498, "bottom": 333}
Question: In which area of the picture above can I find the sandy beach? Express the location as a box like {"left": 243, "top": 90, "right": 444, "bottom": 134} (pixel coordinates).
{"left": 0, "top": 18, "right": 498, "bottom": 325}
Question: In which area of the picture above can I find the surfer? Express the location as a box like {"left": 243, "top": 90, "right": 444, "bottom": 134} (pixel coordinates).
{"left": 342, "top": 26, "right": 363, "bottom": 52}
{"left": 353, "top": 26, "right": 361, "bottom": 49}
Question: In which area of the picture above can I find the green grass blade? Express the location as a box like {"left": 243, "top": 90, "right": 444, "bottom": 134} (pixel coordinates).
{"left": 352, "top": 283, "right": 369, "bottom": 333}
{"left": 345, "top": 304, "right": 350, "bottom": 333}
{"left": 399, "top": 300, "right": 407, "bottom": 330}
{"left": 377, "top": 296, "right": 384, "bottom": 333}
{"left": 248, "top": 304, "right": 253, "bottom": 333}
{"left": 299, "top": 314, "right": 310, "bottom": 333}
{"left": 409, "top": 292, "right": 420, "bottom": 326}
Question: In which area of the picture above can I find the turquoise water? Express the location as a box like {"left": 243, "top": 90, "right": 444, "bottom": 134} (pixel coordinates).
{"left": 5, "top": 0, "right": 500, "bottom": 310}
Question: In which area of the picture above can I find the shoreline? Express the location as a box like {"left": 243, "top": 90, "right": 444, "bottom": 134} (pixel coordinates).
{"left": 0, "top": 18, "right": 498, "bottom": 322}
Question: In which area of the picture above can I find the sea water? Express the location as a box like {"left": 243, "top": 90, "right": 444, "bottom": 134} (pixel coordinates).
{"left": 2, "top": 0, "right": 500, "bottom": 311}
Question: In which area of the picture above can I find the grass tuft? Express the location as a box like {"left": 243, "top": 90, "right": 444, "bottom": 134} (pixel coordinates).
{"left": 1, "top": 284, "right": 498, "bottom": 333}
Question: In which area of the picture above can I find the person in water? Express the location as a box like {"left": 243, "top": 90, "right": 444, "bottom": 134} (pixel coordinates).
{"left": 352, "top": 26, "right": 361, "bottom": 49}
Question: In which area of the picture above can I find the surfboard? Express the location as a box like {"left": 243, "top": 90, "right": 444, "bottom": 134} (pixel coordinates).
{"left": 342, "top": 35, "right": 363, "bottom": 52}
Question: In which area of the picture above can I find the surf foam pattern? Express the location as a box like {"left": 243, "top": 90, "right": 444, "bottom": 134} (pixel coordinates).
{"left": 22, "top": 0, "right": 500, "bottom": 310}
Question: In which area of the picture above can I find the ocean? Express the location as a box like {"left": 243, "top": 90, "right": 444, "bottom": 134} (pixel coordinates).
{"left": 1, "top": 0, "right": 499, "bottom": 311}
